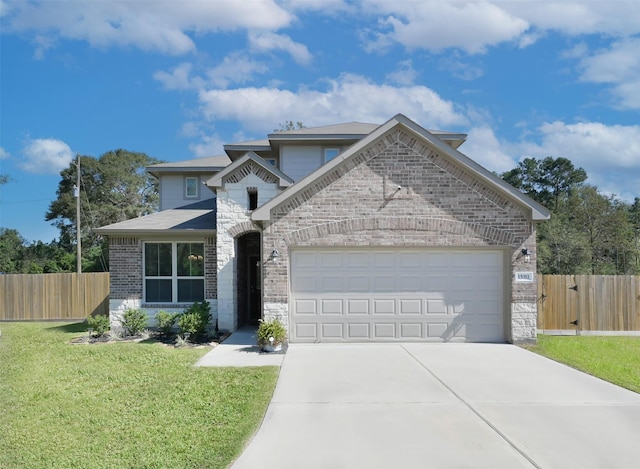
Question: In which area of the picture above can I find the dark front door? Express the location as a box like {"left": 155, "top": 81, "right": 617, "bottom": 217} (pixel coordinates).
{"left": 248, "top": 256, "right": 261, "bottom": 324}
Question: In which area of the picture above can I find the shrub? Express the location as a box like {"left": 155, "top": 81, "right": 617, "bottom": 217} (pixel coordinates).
{"left": 177, "top": 301, "right": 211, "bottom": 337}
{"left": 87, "top": 314, "right": 110, "bottom": 336}
{"left": 122, "top": 308, "right": 148, "bottom": 336}
{"left": 155, "top": 310, "right": 179, "bottom": 335}
{"left": 256, "top": 318, "right": 287, "bottom": 347}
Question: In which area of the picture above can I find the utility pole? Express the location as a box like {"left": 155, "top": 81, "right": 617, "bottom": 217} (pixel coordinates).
{"left": 75, "top": 153, "right": 82, "bottom": 274}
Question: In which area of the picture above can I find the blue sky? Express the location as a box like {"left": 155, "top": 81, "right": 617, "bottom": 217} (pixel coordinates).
{"left": 1, "top": 0, "right": 639, "bottom": 243}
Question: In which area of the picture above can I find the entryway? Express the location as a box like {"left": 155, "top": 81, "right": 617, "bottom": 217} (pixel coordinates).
{"left": 236, "top": 232, "right": 261, "bottom": 327}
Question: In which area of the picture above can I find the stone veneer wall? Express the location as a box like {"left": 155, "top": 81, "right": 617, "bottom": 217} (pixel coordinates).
{"left": 216, "top": 171, "right": 281, "bottom": 332}
{"left": 261, "top": 128, "right": 539, "bottom": 343}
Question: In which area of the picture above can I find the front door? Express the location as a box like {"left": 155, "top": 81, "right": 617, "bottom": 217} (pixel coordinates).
{"left": 248, "top": 256, "right": 261, "bottom": 324}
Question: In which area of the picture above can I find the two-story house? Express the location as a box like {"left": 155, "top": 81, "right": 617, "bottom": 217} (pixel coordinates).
{"left": 96, "top": 114, "right": 549, "bottom": 343}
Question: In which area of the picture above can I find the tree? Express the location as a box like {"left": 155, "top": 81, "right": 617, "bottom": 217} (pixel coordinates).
{"left": 46, "top": 149, "right": 162, "bottom": 271}
{"left": 0, "top": 228, "right": 26, "bottom": 273}
{"left": 0, "top": 174, "right": 10, "bottom": 186}
{"left": 275, "top": 120, "right": 306, "bottom": 132}
{"left": 566, "top": 186, "right": 635, "bottom": 274}
{"left": 501, "top": 156, "right": 587, "bottom": 210}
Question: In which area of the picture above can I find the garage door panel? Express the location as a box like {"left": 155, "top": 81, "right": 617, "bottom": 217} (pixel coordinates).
{"left": 319, "top": 299, "right": 343, "bottom": 315}
{"left": 290, "top": 249, "right": 505, "bottom": 343}
{"left": 321, "top": 323, "right": 343, "bottom": 339}
{"left": 400, "top": 323, "right": 422, "bottom": 338}
{"left": 348, "top": 323, "right": 370, "bottom": 339}
{"left": 292, "top": 275, "right": 318, "bottom": 293}
{"left": 346, "top": 276, "right": 369, "bottom": 292}
{"left": 426, "top": 299, "right": 447, "bottom": 314}
{"left": 294, "top": 323, "right": 317, "bottom": 339}
{"left": 373, "top": 299, "right": 395, "bottom": 314}
{"left": 373, "top": 276, "right": 396, "bottom": 291}
{"left": 399, "top": 299, "right": 421, "bottom": 315}
{"left": 321, "top": 253, "right": 343, "bottom": 268}
{"left": 374, "top": 323, "right": 396, "bottom": 338}
{"left": 294, "top": 299, "right": 317, "bottom": 315}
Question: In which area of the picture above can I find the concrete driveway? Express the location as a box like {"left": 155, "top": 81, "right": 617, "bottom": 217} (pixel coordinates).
{"left": 231, "top": 343, "right": 640, "bottom": 469}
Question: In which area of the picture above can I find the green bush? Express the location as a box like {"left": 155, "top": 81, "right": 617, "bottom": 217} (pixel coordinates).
{"left": 87, "top": 314, "right": 110, "bottom": 336}
{"left": 256, "top": 318, "right": 287, "bottom": 347}
{"left": 122, "top": 308, "right": 148, "bottom": 336}
{"left": 177, "top": 301, "right": 211, "bottom": 337}
{"left": 155, "top": 310, "right": 179, "bottom": 335}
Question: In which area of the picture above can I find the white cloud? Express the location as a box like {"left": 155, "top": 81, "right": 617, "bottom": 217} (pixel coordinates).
{"left": 366, "top": 1, "right": 529, "bottom": 54}
{"left": 461, "top": 127, "right": 516, "bottom": 174}
{"left": 21, "top": 138, "right": 74, "bottom": 174}
{"left": 386, "top": 59, "right": 418, "bottom": 85}
{"left": 206, "top": 53, "right": 270, "bottom": 89}
{"left": 362, "top": 1, "right": 640, "bottom": 54}
{"left": 0, "top": 147, "right": 9, "bottom": 159}
{"left": 188, "top": 134, "right": 225, "bottom": 158}
{"left": 196, "top": 73, "right": 468, "bottom": 134}
{"left": 4, "top": 0, "right": 293, "bottom": 55}
{"left": 154, "top": 62, "right": 200, "bottom": 90}
{"left": 248, "top": 32, "right": 312, "bottom": 65}
{"left": 576, "top": 37, "right": 640, "bottom": 109}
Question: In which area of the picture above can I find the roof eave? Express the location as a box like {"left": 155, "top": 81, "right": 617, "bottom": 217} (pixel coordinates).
{"left": 94, "top": 228, "right": 217, "bottom": 236}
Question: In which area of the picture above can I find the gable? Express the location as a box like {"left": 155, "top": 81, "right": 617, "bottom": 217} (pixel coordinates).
{"left": 206, "top": 152, "right": 293, "bottom": 189}
{"left": 252, "top": 114, "right": 550, "bottom": 222}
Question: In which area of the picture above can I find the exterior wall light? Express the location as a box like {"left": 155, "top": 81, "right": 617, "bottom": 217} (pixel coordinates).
{"left": 270, "top": 249, "right": 280, "bottom": 262}
{"left": 521, "top": 248, "right": 531, "bottom": 263}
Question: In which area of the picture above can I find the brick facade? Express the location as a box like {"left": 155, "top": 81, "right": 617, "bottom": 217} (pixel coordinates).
{"left": 261, "top": 128, "right": 539, "bottom": 343}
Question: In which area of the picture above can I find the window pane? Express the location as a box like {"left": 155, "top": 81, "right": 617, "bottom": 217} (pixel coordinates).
{"left": 145, "top": 243, "right": 172, "bottom": 276}
{"left": 146, "top": 279, "right": 172, "bottom": 302}
{"left": 177, "top": 243, "right": 204, "bottom": 276}
{"left": 186, "top": 177, "right": 198, "bottom": 197}
{"left": 324, "top": 148, "right": 340, "bottom": 162}
{"left": 178, "top": 279, "right": 204, "bottom": 302}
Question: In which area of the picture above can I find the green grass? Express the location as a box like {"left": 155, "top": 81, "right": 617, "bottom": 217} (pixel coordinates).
{"left": 526, "top": 335, "right": 640, "bottom": 393}
{"left": 0, "top": 322, "right": 279, "bottom": 469}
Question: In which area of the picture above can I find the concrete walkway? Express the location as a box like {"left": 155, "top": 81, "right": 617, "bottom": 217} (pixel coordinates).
{"left": 231, "top": 343, "right": 640, "bottom": 469}
{"left": 195, "top": 327, "right": 285, "bottom": 367}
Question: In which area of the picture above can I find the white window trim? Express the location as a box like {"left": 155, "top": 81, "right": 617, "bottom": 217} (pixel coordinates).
{"left": 324, "top": 147, "right": 340, "bottom": 163}
{"left": 185, "top": 176, "right": 199, "bottom": 198}
{"left": 143, "top": 241, "right": 205, "bottom": 304}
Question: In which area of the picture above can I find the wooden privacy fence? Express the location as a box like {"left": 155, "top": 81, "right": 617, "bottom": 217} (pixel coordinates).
{"left": 537, "top": 275, "right": 640, "bottom": 331}
{"left": 0, "top": 273, "right": 109, "bottom": 321}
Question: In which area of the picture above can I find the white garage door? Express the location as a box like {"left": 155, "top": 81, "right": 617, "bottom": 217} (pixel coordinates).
{"left": 290, "top": 249, "right": 505, "bottom": 343}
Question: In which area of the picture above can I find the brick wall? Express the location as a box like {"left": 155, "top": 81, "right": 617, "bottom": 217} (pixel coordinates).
{"left": 261, "top": 128, "right": 539, "bottom": 342}
{"left": 109, "top": 237, "right": 143, "bottom": 299}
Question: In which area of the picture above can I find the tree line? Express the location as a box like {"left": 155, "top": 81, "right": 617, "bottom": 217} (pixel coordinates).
{"left": 1, "top": 152, "right": 638, "bottom": 275}
{"left": 0, "top": 150, "right": 160, "bottom": 273}
{"left": 502, "top": 157, "right": 640, "bottom": 274}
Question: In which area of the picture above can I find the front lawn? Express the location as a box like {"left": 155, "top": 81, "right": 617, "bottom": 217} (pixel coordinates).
{"left": 0, "top": 322, "right": 279, "bottom": 469}
{"left": 526, "top": 335, "right": 640, "bottom": 393}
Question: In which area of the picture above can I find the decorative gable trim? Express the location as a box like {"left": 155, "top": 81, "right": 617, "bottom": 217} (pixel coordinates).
{"left": 206, "top": 152, "right": 293, "bottom": 189}
{"left": 222, "top": 161, "right": 279, "bottom": 184}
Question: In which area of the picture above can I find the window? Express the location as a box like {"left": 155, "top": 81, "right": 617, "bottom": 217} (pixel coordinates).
{"left": 185, "top": 177, "right": 198, "bottom": 198}
{"left": 248, "top": 188, "right": 258, "bottom": 210}
{"left": 324, "top": 148, "right": 340, "bottom": 162}
{"left": 144, "top": 242, "right": 204, "bottom": 303}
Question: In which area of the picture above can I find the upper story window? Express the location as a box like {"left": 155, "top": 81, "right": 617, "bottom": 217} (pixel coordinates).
{"left": 324, "top": 148, "right": 340, "bottom": 163}
{"left": 248, "top": 188, "right": 258, "bottom": 210}
{"left": 144, "top": 242, "right": 204, "bottom": 303}
{"left": 185, "top": 177, "right": 198, "bottom": 198}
